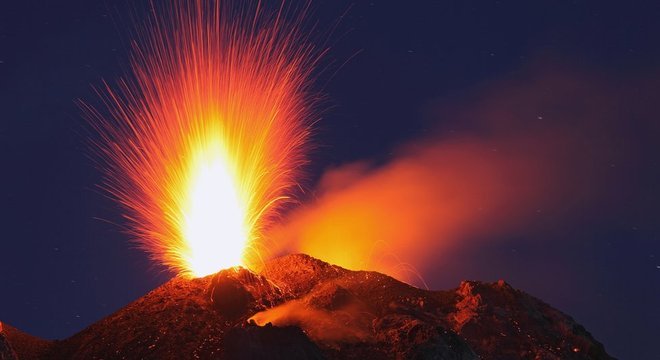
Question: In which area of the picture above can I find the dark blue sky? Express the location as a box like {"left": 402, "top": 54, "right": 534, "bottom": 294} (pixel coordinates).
{"left": 1, "top": 1, "right": 659, "bottom": 359}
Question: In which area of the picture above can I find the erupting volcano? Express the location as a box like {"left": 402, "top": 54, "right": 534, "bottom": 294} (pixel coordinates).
{"left": 80, "top": 0, "right": 318, "bottom": 278}
{"left": 0, "top": 1, "right": 621, "bottom": 359}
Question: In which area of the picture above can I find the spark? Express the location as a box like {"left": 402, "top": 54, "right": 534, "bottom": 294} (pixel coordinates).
{"left": 82, "top": 0, "right": 319, "bottom": 278}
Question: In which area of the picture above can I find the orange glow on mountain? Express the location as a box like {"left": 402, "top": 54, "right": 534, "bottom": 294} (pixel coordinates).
{"left": 82, "top": 0, "right": 318, "bottom": 278}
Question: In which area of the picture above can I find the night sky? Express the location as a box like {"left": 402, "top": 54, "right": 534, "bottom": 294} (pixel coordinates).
{"left": 1, "top": 1, "right": 660, "bottom": 359}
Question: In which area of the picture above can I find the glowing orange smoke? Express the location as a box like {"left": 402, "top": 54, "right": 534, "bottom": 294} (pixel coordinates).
{"left": 82, "top": 1, "right": 318, "bottom": 278}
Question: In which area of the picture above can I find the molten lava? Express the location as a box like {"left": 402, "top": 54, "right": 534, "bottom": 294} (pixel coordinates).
{"left": 82, "top": 0, "right": 318, "bottom": 278}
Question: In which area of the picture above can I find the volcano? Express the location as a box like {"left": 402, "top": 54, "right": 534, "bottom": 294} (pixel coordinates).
{"left": 0, "top": 254, "right": 612, "bottom": 359}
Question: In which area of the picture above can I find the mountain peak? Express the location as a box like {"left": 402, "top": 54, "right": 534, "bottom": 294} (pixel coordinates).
{"left": 1, "top": 254, "right": 613, "bottom": 359}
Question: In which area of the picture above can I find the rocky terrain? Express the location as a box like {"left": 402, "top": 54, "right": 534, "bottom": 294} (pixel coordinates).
{"left": 0, "top": 254, "right": 613, "bottom": 359}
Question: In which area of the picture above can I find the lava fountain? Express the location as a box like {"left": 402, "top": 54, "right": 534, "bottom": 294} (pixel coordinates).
{"left": 81, "top": 0, "right": 319, "bottom": 278}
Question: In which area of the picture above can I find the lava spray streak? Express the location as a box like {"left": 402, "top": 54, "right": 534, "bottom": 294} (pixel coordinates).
{"left": 82, "top": 0, "right": 319, "bottom": 278}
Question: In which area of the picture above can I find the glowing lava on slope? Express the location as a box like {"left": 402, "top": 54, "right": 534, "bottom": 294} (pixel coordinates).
{"left": 81, "top": 0, "right": 319, "bottom": 278}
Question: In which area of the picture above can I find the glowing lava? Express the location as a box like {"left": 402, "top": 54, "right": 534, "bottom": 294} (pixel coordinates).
{"left": 183, "top": 141, "right": 247, "bottom": 276}
{"left": 82, "top": 0, "right": 318, "bottom": 278}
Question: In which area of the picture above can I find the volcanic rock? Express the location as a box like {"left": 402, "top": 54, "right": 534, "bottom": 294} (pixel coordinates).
{"left": 0, "top": 324, "right": 17, "bottom": 360}
{"left": 2, "top": 254, "right": 614, "bottom": 359}
{"left": 224, "top": 321, "right": 323, "bottom": 360}
{"left": 0, "top": 322, "right": 50, "bottom": 360}
{"left": 207, "top": 267, "right": 284, "bottom": 320}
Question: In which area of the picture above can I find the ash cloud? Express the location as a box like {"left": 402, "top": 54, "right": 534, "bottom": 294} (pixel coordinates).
{"left": 267, "top": 59, "right": 660, "bottom": 284}
{"left": 250, "top": 299, "right": 372, "bottom": 344}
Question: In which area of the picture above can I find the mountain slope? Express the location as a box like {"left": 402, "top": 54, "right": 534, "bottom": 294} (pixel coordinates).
{"left": 1, "top": 254, "right": 613, "bottom": 359}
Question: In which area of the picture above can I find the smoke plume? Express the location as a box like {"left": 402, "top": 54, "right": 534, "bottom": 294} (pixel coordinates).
{"left": 267, "top": 60, "right": 660, "bottom": 285}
